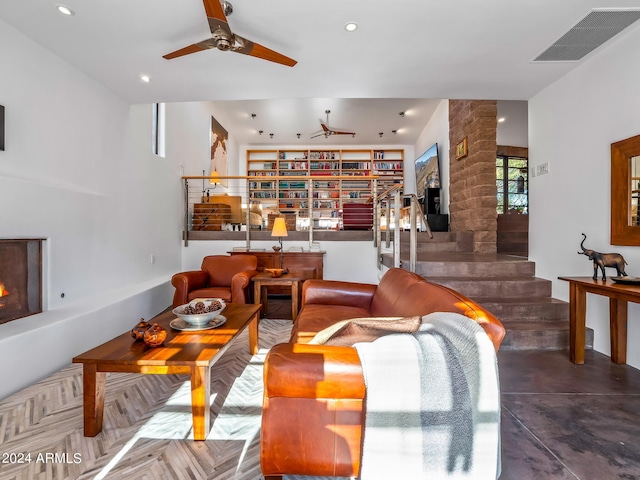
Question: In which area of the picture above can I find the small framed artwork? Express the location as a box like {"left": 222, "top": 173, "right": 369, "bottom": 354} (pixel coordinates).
{"left": 455, "top": 137, "right": 467, "bottom": 160}
{"left": 0, "top": 105, "right": 4, "bottom": 151}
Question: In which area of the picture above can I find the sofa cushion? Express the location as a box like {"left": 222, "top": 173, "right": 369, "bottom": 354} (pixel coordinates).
{"left": 308, "top": 316, "right": 417, "bottom": 345}
{"left": 290, "top": 304, "right": 371, "bottom": 344}
{"left": 370, "top": 268, "right": 426, "bottom": 316}
{"left": 188, "top": 287, "right": 232, "bottom": 303}
{"left": 320, "top": 316, "right": 421, "bottom": 346}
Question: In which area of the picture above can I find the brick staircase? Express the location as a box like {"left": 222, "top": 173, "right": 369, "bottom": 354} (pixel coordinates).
{"left": 382, "top": 231, "right": 594, "bottom": 351}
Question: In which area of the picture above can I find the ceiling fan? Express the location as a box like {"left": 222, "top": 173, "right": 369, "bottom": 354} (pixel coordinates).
{"left": 310, "top": 110, "right": 356, "bottom": 139}
{"left": 163, "top": 0, "right": 296, "bottom": 67}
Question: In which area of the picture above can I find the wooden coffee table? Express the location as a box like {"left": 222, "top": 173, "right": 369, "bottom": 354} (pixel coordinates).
{"left": 72, "top": 303, "right": 261, "bottom": 441}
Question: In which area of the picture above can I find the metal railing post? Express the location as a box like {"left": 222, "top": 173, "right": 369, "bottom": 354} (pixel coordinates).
{"left": 245, "top": 179, "right": 251, "bottom": 249}
{"left": 385, "top": 200, "right": 391, "bottom": 249}
{"left": 410, "top": 196, "right": 417, "bottom": 272}
{"left": 308, "top": 180, "right": 314, "bottom": 246}
{"left": 394, "top": 190, "right": 401, "bottom": 268}
{"left": 183, "top": 178, "right": 190, "bottom": 247}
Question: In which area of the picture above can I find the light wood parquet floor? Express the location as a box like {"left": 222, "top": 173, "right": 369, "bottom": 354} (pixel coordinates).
{"left": 0, "top": 318, "right": 344, "bottom": 480}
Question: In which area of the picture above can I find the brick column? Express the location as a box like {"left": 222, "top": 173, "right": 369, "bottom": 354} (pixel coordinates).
{"left": 448, "top": 100, "right": 498, "bottom": 253}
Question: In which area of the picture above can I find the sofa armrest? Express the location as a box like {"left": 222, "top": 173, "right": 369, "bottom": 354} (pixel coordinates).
{"left": 230, "top": 270, "right": 258, "bottom": 303}
{"left": 302, "top": 279, "right": 377, "bottom": 311}
{"left": 261, "top": 343, "right": 365, "bottom": 477}
{"left": 264, "top": 343, "right": 365, "bottom": 399}
{"left": 171, "top": 270, "right": 208, "bottom": 307}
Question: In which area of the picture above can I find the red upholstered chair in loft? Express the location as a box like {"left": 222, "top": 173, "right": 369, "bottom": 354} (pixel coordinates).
{"left": 171, "top": 255, "right": 258, "bottom": 308}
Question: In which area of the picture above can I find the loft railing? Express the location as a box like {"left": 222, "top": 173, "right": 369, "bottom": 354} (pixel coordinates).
{"left": 180, "top": 174, "right": 379, "bottom": 246}
{"left": 180, "top": 175, "right": 431, "bottom": 273}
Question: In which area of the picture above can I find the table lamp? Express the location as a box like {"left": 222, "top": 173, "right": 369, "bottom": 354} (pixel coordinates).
{"left": 271, "top": 217, "right": 288, "bottom": 271}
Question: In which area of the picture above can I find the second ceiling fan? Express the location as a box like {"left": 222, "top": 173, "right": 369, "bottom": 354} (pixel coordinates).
{"left": 163, "top": 0, "right": 296, "bottom": 67}
{"left": 310, "top": 110, "right": 356, "bottom": 139}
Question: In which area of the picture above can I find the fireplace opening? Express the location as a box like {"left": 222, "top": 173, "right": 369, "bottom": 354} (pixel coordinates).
{"left": 0, "top": 239, "right": 44, "bottom": 325}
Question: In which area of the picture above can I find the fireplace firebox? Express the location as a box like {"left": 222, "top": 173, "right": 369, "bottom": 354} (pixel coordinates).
{"left": 0, "top": 239, "right": 44, "bottom": 324}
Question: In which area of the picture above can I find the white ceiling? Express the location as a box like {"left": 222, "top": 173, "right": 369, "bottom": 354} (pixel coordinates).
{"left": 2, "top": 0, "right": 640, "bottom": 145}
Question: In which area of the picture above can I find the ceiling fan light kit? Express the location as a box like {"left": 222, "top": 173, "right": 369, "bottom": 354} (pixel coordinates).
{"left": 163, "top": 0, "right": 296, "bottom": 67}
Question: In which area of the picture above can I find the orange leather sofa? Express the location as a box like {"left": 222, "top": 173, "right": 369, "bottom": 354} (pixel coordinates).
{"left": 170, "top": 254, "right": 258, "bottom": 308}
{"left": 260, "top": 268, "right": 505, "bottom": 479}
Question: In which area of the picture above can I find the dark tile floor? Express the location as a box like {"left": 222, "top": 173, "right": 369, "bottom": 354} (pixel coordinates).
{"left": 266, "top": 298, "right": 640, "bottom": 480}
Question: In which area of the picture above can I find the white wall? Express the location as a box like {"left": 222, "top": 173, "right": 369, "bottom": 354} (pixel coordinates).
{"left": 497, "top": 100, "right": 528, "bottom": 148}
{"left": 181, "top": 240, "right": 383, "bottom": 285}
{"left": 529, "top": 25, "right": 640, "bottom": 368}
{"left": 173, "top": 101, "right": 240, "bottom": 179}
{"left": 413, "top": 100, "right": 449, "bottom": 213}
{"left": 0, "top": 19, "right": 189, "bottom": 400}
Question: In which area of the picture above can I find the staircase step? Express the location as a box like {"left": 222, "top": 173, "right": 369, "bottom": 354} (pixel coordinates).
{"left": 474, "top": 297, "right": 569, "bottom": 322}
{"left": 398, "top": 231, "right": 474, "bottom": 252}
{"left": 499, "top": 320, "right": 594, "bottom": 351}
{"left": 403, "top": 253, "right": 535, "bottom": 277}
{"left": 427, "top": 276, "right": 552, "bottom": 298}
{"left": 387, "top": 237, "right": 593, "bottom": 352}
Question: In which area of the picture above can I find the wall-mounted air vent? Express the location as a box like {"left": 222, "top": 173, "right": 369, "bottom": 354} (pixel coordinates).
{"left": 533, "top": 9, "right": 640, "bottom": 62}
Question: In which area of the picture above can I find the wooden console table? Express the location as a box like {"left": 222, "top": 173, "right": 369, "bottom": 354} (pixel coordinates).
{"left": 229, "top": 250, "right": 325, "bottom": 278}
{"left": 559, "top": 276, "right": 640, "bottom": 365}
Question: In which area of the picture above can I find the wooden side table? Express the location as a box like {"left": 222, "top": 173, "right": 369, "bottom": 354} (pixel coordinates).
{"left": 230, "top": 250, "right": 325, "bottom": 295}
{"left": 252, "top": 271, "right": 308, "bottom": 321}
{"left": 559, "top": 276, "right": 640, "bottom": 365}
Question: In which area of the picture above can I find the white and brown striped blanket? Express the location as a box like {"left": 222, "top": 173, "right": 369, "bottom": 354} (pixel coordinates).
{"left": 354, "top": 312, "right": 501, "bottom": 479}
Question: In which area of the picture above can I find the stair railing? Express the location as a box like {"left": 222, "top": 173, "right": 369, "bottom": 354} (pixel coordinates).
{"left": 374, "top": 185, "right": 403, "bottom": 269}
{"left": 374, "top": 187, "right": 433, "bottom": 272}
{"left": 404, "top": 193, "right": 433, "bottom": 272}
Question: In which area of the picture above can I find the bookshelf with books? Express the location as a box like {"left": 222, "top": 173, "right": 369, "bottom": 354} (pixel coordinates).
{"left": 246, "top": 149, "right": 403, "bottom": 229}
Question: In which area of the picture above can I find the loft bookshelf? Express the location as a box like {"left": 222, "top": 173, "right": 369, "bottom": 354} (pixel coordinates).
{"left": 247, "top": 149, "right": 403, "bottom": 229}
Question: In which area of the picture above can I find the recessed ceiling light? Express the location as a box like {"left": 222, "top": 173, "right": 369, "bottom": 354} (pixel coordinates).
{"left": 345, "top": 22, "right": 358, "bottom": 32}
{"left": 139, "top": 74, "right": 151, "bottom": 83}
{"left": 56, "top": 4, "right": 75, "bottom": 16}
{"left": 498, "top": 117, "right": 506, "bottom": 123}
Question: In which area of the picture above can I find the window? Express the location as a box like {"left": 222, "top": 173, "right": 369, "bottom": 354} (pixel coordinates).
{"left": 496, "top": 155, "right": 527, "bottom": 214}
{"left": 152, "top": 103, "right": 165, "bottom": 157}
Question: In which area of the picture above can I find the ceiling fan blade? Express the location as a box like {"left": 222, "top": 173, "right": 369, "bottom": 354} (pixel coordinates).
{"left": 202, "top": 0, "right": 227, "bottom": 20}
{"left": 163, "top": 40, "right": 210, "bottom": 59}
{"left": 332, "top": 130, "right": 356, "bottom": 135}
{"left": 320, "top": 122, "right": 330, "bottom": 132}
{"left": 232, "top": 34, "right": 297, "bottom": 67}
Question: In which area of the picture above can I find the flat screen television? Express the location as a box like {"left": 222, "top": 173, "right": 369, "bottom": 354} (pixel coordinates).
{"left": 414, "top": 143, "right": 440, "bottom": 199}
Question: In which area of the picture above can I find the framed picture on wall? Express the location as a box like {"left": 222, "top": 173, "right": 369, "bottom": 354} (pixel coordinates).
{"left": 210, "top": 115, "right": 228, "bottom": 186}
{"left": 455, "top": 137, "right": 467, "bottom": 160}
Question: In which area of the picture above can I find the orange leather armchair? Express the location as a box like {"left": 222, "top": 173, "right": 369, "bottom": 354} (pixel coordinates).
{"left": 171, "top": 254, "right": 258, "bottom": 308}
